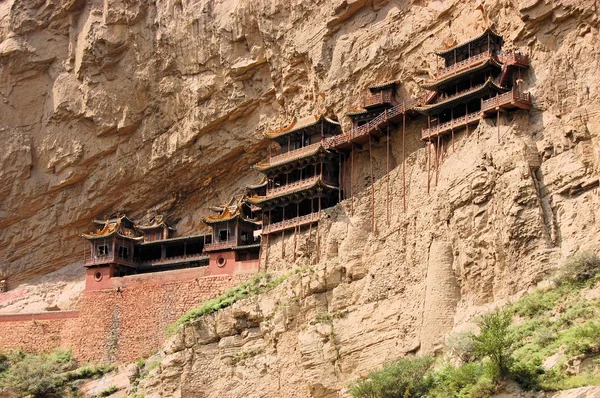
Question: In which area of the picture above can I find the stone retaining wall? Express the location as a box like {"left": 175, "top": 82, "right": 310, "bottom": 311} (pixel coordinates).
{"left": 0, "top": 269, "right": 247, "bottom": 363}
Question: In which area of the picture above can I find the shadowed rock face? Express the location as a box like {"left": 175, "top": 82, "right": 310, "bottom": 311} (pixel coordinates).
{"left": 1, "top": 0, "right": 600, "bottom": 395}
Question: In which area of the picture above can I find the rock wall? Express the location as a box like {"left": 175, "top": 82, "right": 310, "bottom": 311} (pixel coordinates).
{"left": 1, "top": 0, "right": 600, "bottom": 396}
{"left": 0, "top": 269, "right": 247, "bottom": 363}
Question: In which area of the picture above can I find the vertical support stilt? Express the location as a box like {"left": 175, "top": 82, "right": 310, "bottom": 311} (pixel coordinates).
{"left": 402, "top": 112, "right": 406, "bottom": 213}
{"left": 342, "top": 154, "right": 347, "bottom": 200}
{"left": 466, "top": 103, "right": 469, "bottom": 137}
{"left": 435, "top": 135, "right": 440, "bottom": 187}
{"left": 293, "top": 225, "right": 297, "bottom": 263}
{"left": 338, "top": 153, "right": 342, "bottom": 202}
{"left": 386, "top": 123, "right": 390, "bottom": 226}
{"left": 281, "top": 230, "right": 285, "bottom": 259}
{"left": 497, "top": 109, "right": 500, "bottom": 143}
{"left": 350, "top": 145, "right": 354, "bottom": 216}
{"left": 451, "top": 108, "right": 455, "bottom": 153}
{"left": 427, "top": 116, "right": 431, "bottom": 194}
{"left": 369, "top": 134, "right": 375, "bottom": 234}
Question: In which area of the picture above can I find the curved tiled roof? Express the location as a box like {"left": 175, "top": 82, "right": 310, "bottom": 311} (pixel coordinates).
{"left": 368, "top": 81, "right": 396, "bottom": 92}
{"left": 264, "top": 115, "right": 340, "bottom": 139}
{"left": 421, "top": 57, "right": 502, "bottom": 90}
{"left": 82, "top": 217, "right": 143, "bottom": 241}
{"left": 435, "top": 28, "right": 502, "bottom": 56}
{"left": 415, "top": 78, "right": 507, "bottom": 115}
{"left": 246, "top": 178, "right": 338, "bottom": 206}
{"left": 253, "top": 144, "right": 331, "bottom": 172}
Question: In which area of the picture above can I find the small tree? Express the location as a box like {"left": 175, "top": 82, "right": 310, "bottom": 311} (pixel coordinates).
{"left": 349, "top": 356, "right": 434, "bottom": 398}
{"left": 471, "top": 310, "right": 515, "bottom": 378}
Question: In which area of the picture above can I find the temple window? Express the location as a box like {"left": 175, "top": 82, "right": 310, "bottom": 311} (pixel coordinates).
{"left": 219, "top": 229, "right": 228, "bottom": 241}
{"left": 118, "top": 246, "right": 129, "bottom": 259}
{"left": 97, "top": 244, "right": 109, "bottom": 256}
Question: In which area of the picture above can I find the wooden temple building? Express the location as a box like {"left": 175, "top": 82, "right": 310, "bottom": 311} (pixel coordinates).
{"left": 246, "top": 115, "right": 343, "bottom": 238}
{"left": 200, "top": 198, "right": 261, "bottom": 275}
{"left": 77, "top": 29, "right": 533, "bottom": 288}
{"left": 417, "top": 29, "right": 531, "bottom": 142}
{"left": 81, "top": 215, "right": 210, "bottom": 290}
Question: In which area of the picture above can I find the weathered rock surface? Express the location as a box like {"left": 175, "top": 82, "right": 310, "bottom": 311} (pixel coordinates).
{"left": 1, "top": 0, "right": 600, "bottom": 396}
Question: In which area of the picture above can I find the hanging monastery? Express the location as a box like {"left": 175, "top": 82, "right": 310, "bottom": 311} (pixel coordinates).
{"left": 79, "top": 29, "right": 532, "bottom": 291}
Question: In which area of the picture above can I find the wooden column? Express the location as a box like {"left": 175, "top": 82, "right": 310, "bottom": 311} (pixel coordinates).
{"left": 386, "top": 123, "right": 390, "bottom": 226}
{"left": 427, "top": 116, "right": 431, "bottom": 194}
{"left": 350, "top": 145, "right": 354, "bottom": 216}
{"left": 402, "top": 112, "right": 406, "bottom": 212}
{"left": 369, "top": 134, "right": 375, "bottom": 234}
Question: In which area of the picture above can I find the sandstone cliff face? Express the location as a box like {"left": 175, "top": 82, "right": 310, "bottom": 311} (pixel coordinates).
{"left": 1, "top": 0, "right": 600, "bottom": 396}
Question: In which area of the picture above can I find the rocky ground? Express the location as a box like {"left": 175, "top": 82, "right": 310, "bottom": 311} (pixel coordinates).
{"left": 1, "top": 0, "right": 600, "bottom": 397}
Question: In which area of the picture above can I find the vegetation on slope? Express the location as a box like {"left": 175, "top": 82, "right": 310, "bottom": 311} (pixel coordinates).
{"left": 166, "top": 270, "right": 304, "bottom": 336}
{"left": 350, "top": 250, "right": 600, "bottom": 398}
{"left": 0, "top": 349, "right": 113, "bottom": 398}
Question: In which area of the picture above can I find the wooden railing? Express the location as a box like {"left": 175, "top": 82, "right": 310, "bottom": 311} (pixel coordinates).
{"left": 323, "top": 97, "right": 423, "bottom": 149}
{"left": 481, "top": 88, "right": 531, "bottom": 110}
{"left": 84, "top": 253, "right": 135, "bottom": 267}
{"left": 268, "top": 175, "right": 320, "bottom": 196}
{"left": 432, "top": 51, "right": 492, "bottom": 82}
{"left": 140, "top": 253, "right": 209, "bottom": 266}
{"left": 420, "top": 89, "right": 532, "bottom": 139}
{"left": 362, "top": 90, "right": 393, "bottom": 108}
{"left": 263, "top": 212, "right": 320, "bottom": 234}
{"left": 496, "top": 51, "right": 529, "bottom": 66}
{"left": 204, "top": 239, "right": 237, "bottom": 252}
{"left": 421, "top": 111, "right": 481, "bottom": 140}
{"left": 250, "top": 175, "right": 338, "bottom": 201}
{"left": 257, "top": 142, "right": 323, "bottom": 168}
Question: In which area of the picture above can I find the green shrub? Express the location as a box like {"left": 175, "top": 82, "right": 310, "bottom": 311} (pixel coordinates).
{"left": 446, "top": 331, "right": 476, "bottom": 363}
{"left": 511, "top": 291, "right": 558, "bottom": 317}
{"left": 509, "top": 360, "right": 544, "bottom": 390}
{"left": 349, "top": 356, "right": 434, "bottom": 398}
{"left": 560, "top": 320, "right": 600, "bottom": 355}
{"left": 472, "top": 310, "right": 515, "bottom": 378}
{"left": 557, "top": 250, "right": 600, "bottom": 284}
{"left": 0, "top": 350, "right": 113, "bottom": 398}
{"left": 429, "top": 362, "right": 485, "bottom": 397}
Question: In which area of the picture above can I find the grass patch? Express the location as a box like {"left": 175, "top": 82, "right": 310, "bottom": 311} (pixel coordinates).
{"left": 98, "top": 384, "right": 118, "bottom": 397}
{"left": 166, "top": 272, "right": 287, "bottom": 335}
{"left": 0, "top": 349, "right": 113, "bottom": 398}
{"left": 349, "top": 356, "right": 434, "bottom": 398}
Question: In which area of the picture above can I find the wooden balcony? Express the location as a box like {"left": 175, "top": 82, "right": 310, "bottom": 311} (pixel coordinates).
{"left": 325, "top": 98, "right": 421, "bottom": 150}
{"left": 204, "top": 239, "right": 237, "bottom": 252}
{"left": 362, "top": 90, "right": 394, "bottom": 108}
{"left": 263, "top": 212, "right": 320, "bottom": 234}
{"left": 431, "top": 51, "right": 493, "bottom": 83}
{"left": 496, "top": 51, "right": 529, "bottom": 67}
{"left": 420, "top": 89, "right": 532, "bottom": 140}
{"left": 421, "top": 111, "right": 482, "bottom": 140}
{"left": 83, "top": 253, "right": 136, "bottom": 268}
{"left": 481, "top": 88, "right": 532, "bottom": 113}
{"left": 268, "top": 175, "right": 320, "bottom": 197}
{"left": 140, "top": 253, "right": 209, "bottom": 267}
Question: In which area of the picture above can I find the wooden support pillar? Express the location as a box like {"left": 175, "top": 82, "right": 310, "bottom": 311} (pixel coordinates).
{"left": 436, "top": 135, "right": 440, "bottom": 187}
{"left": 466, "top": 103, "right": 469, "bottom": 137}
{"left": 369, "top": 134, "right": 375, "bottom": 234}
{"left": 402, "top": 112, "right": 406, "bottom": 213}
{"left": 451, "top": 108, "right": 455, "bottom": 153}
{"left": 350, "top": 145, "right": 354, "bottom": 216}
{"left": 497, "top": 108, "right": 500, "bottom": 143}
{"left": 427, "top": 116, "right": 431, "bottom": 194}
{"left": 386, "top": 123, "right": 390, "bottom": 226}
{"left": 281, "top": 230, "right": 285, "bottom": 259}
{"left": 264, "top": 233, "right": 270, "bottom": 271}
